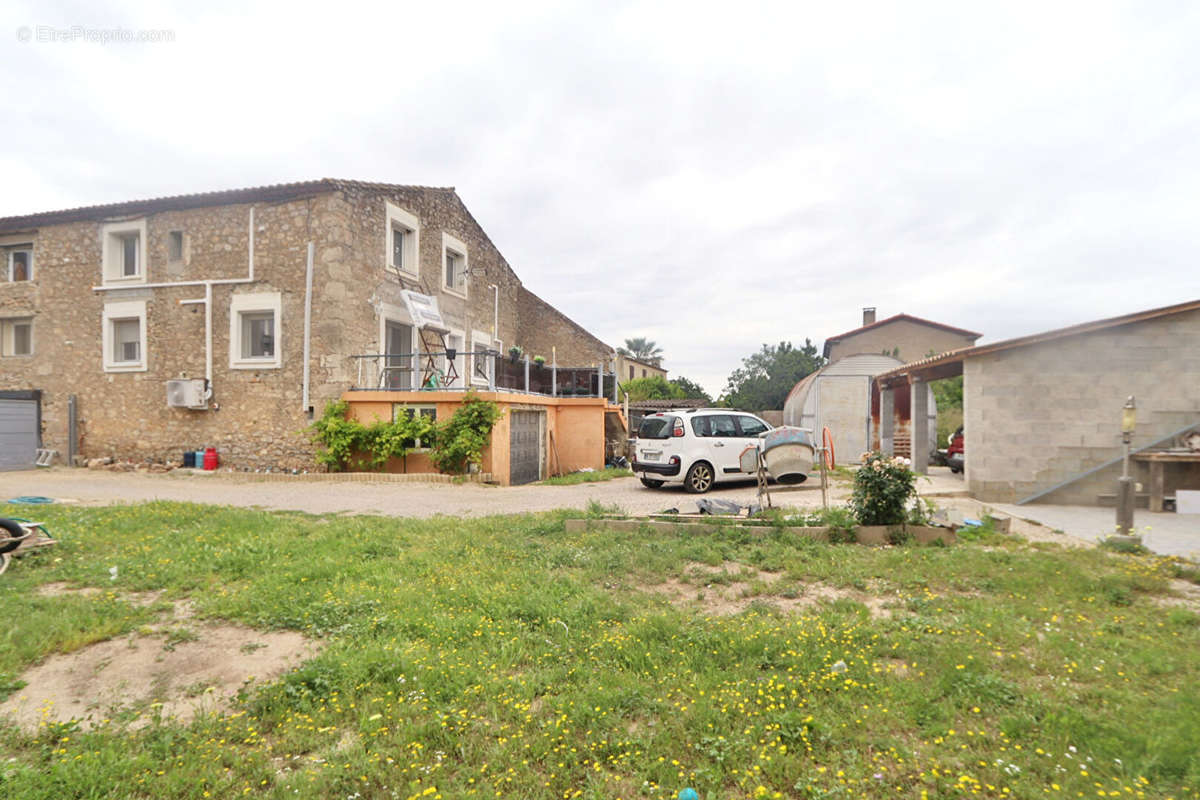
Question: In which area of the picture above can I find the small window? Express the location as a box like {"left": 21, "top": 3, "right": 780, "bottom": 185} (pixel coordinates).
{"left": 445, "top": 250, "right": 464, "bottom": 291}
{"left": 8, "top": 249, "right": 32, "bottom": 282}
{"left": 385, "top": 202, "right": 420, "bottom": 276}
{"left": 229, "top": 292, "right": 282, "bottom": 369}
{"left": 442, "top": 233, "right": 468, "bottom": 296}
{"left": 241, "top": 312, "right": 275, "bottom": 359}
{"left": 101, "top": 220, "right": 147, "bottom": 283}
{"left": 736, "top": 416, "right": 770, "bottom": 437}
{"left": 112, "top": 318, "right": 141, "bottom": 363}
{"left": 0, "top": 317, "right": 32, "bottom": 356}
{"left": 642, "top": 368, "right": 647, "bottom": 378}
{"left": 392, "top": 226, "right": 409, "bottom": 272}
{"left": 168, "top": 231, "right": 184, "bottom": 262}
{"left": 121, "top": 234, "right": 139, "bottom": 276}
{"left": 394, "top": 405, "right": 437, "bottom": 449}
{"left": 628, "top": 365, "right": 634, "bottom": 380}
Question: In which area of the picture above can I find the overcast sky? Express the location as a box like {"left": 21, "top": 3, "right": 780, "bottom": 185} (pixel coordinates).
{"left": 4, "top": 0, "right": 1200, "bottom": 395}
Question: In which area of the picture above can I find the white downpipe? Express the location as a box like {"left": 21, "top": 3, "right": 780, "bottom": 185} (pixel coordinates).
{"left": 163, "top": 206, "right": 260, "bottom": 406}
{"left": 302, "top": 241, "right": 314, "bottom": 413}
{"left": 488, "top": 283, "right": 499, "bottom": 340}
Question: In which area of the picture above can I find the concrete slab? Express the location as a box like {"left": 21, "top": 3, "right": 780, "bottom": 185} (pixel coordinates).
{"left": 986, "top": 503, "right": 1200, "bottom": 559}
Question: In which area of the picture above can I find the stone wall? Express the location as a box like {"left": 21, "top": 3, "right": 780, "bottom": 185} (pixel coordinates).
{"left": 828, "top": 318, "right": 976, "bottom": 363}
{"left": 965, "top": 309, "right": 1200, "bottom": 503}
{"left": 0, "top": 184, "right": 596, "bottom": 470}
{"left": 516, "top": 286, "right": 612, "bottom": 367}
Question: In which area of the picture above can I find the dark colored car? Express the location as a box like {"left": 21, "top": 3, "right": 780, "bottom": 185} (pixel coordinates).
{"left": 931, "top": 426, "right": 964, "bottom": 473}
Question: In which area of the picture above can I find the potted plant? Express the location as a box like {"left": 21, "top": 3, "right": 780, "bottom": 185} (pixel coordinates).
{"left": 532, "top": 354, "right": 546, "bottom": 366}
{"left": 508, "top": 345, "right": 523, "bottom": 363}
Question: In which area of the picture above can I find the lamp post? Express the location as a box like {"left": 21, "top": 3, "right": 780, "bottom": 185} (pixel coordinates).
{"left": 1117, "top": 395, "right": 1136, "bottom": 536}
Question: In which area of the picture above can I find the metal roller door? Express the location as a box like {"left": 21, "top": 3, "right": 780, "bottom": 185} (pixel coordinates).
{"left": 0, "top": 398, "right": 38, "bottom": 471}
{"left": 509, "top": 410, "right": 543, "bottom": 485}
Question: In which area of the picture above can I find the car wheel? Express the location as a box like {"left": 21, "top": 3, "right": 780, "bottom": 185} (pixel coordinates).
{"left": 684, "top": 462, "right": 714, "bottom": 494}
{"left": 640, "top": 477, "right": 665, "bottom": 489}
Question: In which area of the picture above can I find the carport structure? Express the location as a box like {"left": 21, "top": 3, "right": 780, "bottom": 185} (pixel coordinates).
{"left": 873, "top": 299, "right": 1200, "bottom": 506}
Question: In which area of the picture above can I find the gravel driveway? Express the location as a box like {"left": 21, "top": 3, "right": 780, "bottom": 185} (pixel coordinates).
{"left": 0, "top": 468, "right": 845, "bottom": 518}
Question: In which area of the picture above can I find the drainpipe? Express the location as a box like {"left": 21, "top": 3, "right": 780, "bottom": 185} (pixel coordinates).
{"left": 170, "top": 205, "right": 260, "bottom": 405}
{"left": 488, "top": 283, "right": 499, "bottom": 340}
{"left": 302, "top": 241, "right": 314, "bottom": 414}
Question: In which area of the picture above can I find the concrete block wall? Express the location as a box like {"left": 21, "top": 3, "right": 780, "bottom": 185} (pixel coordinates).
{"left": 965, "top": 309, "right": 1200, "bottom": 503}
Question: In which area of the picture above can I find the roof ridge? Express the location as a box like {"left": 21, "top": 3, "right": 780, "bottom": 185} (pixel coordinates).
{"left": 0, "top": 178, "right": 457, "bottom": 232}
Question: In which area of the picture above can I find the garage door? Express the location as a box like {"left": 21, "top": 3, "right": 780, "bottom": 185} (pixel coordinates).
{"left": 509, "top": 410, "right": 543, "bottom": 486}
{"left": 0, "top": 398, "right": 38, "bottom": 471}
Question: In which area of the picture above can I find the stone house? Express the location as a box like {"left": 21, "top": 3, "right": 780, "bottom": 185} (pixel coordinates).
{"left": 822, "top": 307, "right": 981, "bottom": 363}
{"left": 0, "top": 179, "right": 614, "bottom": 472}
{"left": 873, "top": 298, "right": 1200, "bottom": 506}
{"left": 616, "top": 354, "right": 667, "bottom": 384}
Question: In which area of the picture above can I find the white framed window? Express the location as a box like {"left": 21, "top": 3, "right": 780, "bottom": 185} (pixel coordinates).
{"left": 442, "top": 233, "right": 468, "bottom": 297}
{"left": 385, "top": 202, "right": 420, "bottom": 277}
{"left": 101, "top": 219, "right": 148, "bottom": 284}
{"left": 102, "top": 300, "right": 147, "bottom": 372}
{"left": 6, "top": 247, "right": 32, "bottom": 282}
{"left": 229, "top": 292, "right": 282, "bottom": 369}
{"left": 0, "top": 317, "right": 33, "bottom": 356}
{"left": 393, "top": 404, "right": 438, "bottom": 450}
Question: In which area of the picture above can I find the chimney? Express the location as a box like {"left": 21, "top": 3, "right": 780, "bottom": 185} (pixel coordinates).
{"left": 862, "top": 307, "right": 876, "bottom": 326}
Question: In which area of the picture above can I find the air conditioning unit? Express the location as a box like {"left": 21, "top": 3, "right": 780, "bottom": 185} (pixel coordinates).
{"left": 166, "top": 379, "right": 208, "bottom": 410}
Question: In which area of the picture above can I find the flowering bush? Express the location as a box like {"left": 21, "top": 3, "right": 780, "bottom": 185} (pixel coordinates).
{"left": 850, "top": 451, "right": 917, "bottom": 525}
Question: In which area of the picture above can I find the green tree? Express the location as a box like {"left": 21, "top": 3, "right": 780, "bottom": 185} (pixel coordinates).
{"left": 668, "top": 376, "right": 712, "bottom": 403}
{"left": 721, "top": 339, "right": 823, "bottom": 411}
{"left": 617, "top": 337, "right": 663, "bottom": 367}
{"left": 619, "top": 375, "right": 684, "bottom": 402}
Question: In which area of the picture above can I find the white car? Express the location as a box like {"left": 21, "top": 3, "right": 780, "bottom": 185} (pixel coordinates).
{"left": 633, "top": 409, "right": 773, "bottom": 493}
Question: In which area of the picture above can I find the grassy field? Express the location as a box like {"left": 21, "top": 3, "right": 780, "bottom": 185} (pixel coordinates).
{"left": 1, "top": 501, "right": 1198, "bottom": 799}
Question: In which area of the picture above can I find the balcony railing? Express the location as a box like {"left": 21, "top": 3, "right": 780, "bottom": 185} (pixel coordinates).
{"left": 348, "top": 351, "right": 617, "bottom": 398}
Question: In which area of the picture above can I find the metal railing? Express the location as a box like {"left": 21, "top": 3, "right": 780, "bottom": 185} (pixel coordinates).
{"left": 348, "top": 351, "right": 617, "bottom": 398}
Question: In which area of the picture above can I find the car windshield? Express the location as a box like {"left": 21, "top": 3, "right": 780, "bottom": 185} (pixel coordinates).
{"left": 638, "top": 416, "right": 674, "bottom": 440}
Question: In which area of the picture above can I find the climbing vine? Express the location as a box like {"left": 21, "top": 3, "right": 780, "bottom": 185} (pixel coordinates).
{"left": 428, "top": 393, "right": 503, "bottom": 474}
{"left": 308, "top": 395, "right": 501, "bottom": 474}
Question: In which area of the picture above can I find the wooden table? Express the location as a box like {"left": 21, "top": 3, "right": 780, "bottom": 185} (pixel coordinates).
{"left": 1132, "top": 451, "right": 1200, "bottom": 512}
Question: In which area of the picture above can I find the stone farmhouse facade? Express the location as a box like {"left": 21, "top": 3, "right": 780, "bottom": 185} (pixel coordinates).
{"left": 0, "top": 179, "right": 613, "bottom": 469}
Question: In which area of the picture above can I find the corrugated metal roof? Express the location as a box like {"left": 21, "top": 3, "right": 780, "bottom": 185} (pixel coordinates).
{"left": 0, "top": 178, "right": 455, "bottom": 233}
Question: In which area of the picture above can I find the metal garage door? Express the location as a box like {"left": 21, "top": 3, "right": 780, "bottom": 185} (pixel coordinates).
{"left": 0, "top": 398, "right": 38, "bottom": 471}
{"left": 509, "top": 410, "right": 543, "bottom": 486}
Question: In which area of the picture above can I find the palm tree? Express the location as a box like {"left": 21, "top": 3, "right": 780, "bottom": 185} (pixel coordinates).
{"left": 618, "top": 337, "right": 664, "bottom": 366}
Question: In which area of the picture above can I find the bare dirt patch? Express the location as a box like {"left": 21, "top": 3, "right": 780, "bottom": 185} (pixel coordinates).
{"left": 2, "top": 596, "right": 319, "bottom": 733}
{"left": 644, "top": 561, "right": 894, "bottom": 618}
{"left": 1151, "top": 579, "right": 1200, "bottom": 611}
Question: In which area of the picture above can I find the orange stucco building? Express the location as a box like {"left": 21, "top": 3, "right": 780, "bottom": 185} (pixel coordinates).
{"left": 342, "top": 390, "right": 622, "bottom": 485}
